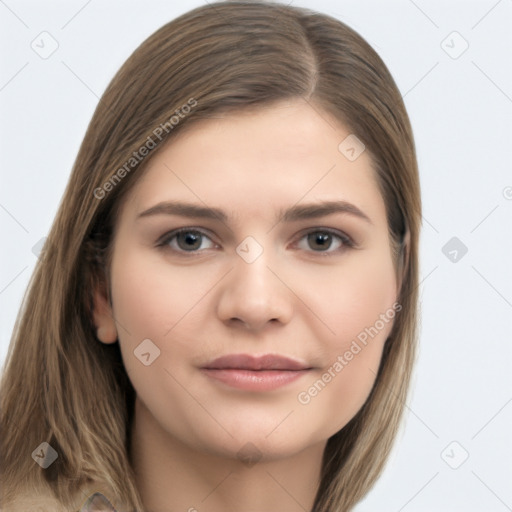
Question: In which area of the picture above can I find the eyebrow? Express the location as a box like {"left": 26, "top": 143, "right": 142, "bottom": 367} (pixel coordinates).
{"left": 137, "top": 199, "right": 372, "bottom": 224}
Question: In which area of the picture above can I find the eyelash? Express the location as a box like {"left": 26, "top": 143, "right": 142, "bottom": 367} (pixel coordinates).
{"left": 156, "top": 227, "right": 356, "bottom": 257}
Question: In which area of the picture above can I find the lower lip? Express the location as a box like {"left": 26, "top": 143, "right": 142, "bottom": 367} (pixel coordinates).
{"left": 201, "top": 368, "right": 311, "bottom": 391}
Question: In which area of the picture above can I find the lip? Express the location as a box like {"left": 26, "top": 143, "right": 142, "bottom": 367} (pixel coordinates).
{"left": 200, "top": 354, "right": 312, "bottom": 391}
{"left": 202, "top": 353, "right": 310, "bottom": 371}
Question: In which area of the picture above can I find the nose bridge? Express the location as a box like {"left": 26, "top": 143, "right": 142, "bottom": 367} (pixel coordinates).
{"left": 232, "top": 235, "right": 278, "bottom": 301}
{"left": 216, "top": 234, "right": 293, "bottom": 328}
{"left": 235, "top": 242, "right": 273, "bottom": 289}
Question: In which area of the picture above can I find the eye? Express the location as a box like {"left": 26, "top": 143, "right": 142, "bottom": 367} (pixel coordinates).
{"left": 158, "top": 228, "right": 216, "bottom": 253}
{"left": 295, "top": 229, "right": 354, "bottom": 254}
{"left": 157, "top": 227, "right": 354, "bottom": 256}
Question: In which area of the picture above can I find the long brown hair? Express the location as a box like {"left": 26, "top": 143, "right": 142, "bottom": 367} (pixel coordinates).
{"left": 0, "top": 2, "right": 421, "bottom": 510}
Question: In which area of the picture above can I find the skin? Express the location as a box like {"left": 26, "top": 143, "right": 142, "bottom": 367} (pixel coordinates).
{"left": 93, "top": 98, "right": 399, "bottom": 512}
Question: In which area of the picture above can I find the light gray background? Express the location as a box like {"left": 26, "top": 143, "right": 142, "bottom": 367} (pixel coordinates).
{"left": 1, "top": 1, "right": 511, "bottom": 510}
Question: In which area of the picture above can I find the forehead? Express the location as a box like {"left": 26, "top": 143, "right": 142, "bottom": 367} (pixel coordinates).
{"left": 119, "top": 99, "right": 386, "bottom": 227}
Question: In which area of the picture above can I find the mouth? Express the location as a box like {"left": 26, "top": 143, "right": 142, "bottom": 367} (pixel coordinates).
{"left": 200, "top": 353, "right": 313, "bottom": 391}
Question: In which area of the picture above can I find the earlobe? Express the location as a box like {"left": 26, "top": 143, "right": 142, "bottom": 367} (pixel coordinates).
{"left": 92, "top": 286, "right": 118, "bottom": 344}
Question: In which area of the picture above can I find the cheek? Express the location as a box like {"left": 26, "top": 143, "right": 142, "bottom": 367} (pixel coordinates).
{"left": 108, "top": 250, "right": 180, "bottom": 380}
{"left": 293, "top": 249, "right": 397, "bottom": 432}
{"left": 297, "top": 345, "right": 385, "bottom": 438}
{"left": 109, "top": 250, "right": 203, "bottom": 417}
{"left": 110, "top": 248, "right": 212, "bottom": 339}
{"left": 108, "top": 248, "right": 219, "bottom": 389}
{"left": 297, "top": 246, "right": 398, "bottom": 346}
{"left": 327, "top": 252, "right": 397, "bottom": 377}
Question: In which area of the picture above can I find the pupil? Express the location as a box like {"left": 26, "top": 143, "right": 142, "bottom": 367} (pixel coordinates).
{"left": 178, "top": 232, "right": 201, "bottom": 250}
{"left": 309, "top": 233, "right": 331, "bottom": 251}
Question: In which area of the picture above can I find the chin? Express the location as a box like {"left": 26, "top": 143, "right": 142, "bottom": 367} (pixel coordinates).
{"left": 198, "top": 422, "right": 321, "bottom": 464}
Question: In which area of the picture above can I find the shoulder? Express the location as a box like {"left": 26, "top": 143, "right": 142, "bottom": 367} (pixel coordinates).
{"left": 0, "top": 485, "right": 121, "bottom": 511}
{"left": 0, "top": 496, "right": 70, "bottom": 512}
{"left": 0, "top": 489, "right": 88, "bottom": 512}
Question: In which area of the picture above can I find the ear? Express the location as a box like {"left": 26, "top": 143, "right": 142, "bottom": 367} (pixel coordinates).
{"left": 396, "top": 229, "right": 410, "bottom": 296}
{"left": 92, "top": 283, "right": 118, "bottom": 344}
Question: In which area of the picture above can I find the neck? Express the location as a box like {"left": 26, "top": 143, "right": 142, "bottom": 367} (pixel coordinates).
{"left": 130, "top": 397, "right": 325, "bottom": 512}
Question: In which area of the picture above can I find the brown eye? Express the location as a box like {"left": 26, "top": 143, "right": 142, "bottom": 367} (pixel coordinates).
{"left": 176, "top": 231, "right": 203, "bottom": 251}
{"left": 307, "top": 232, "right": 334, "bottom": 251}
{"left": 296, "top": 229, "right": 353, "bottom": 254}
{"left": 159, "top": 229, "right": 216, "bottom": 253}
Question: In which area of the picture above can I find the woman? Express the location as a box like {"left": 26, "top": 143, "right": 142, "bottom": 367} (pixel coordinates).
{"left": 0, "top": 1, "right": 421, "bottom": 511}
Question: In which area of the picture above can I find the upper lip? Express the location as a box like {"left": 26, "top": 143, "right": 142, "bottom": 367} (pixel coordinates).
{"left": 201, "top": 354, "right": 311, "bottom": 371}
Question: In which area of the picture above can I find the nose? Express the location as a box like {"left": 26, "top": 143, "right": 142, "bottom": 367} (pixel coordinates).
{"left": 216, "top": 245, "right": 293, "bottom": 331}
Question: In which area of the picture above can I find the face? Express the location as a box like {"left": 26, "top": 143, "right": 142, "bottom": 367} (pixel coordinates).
{"left": 95, "top": 99, "right": 400, "bottom": 462}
